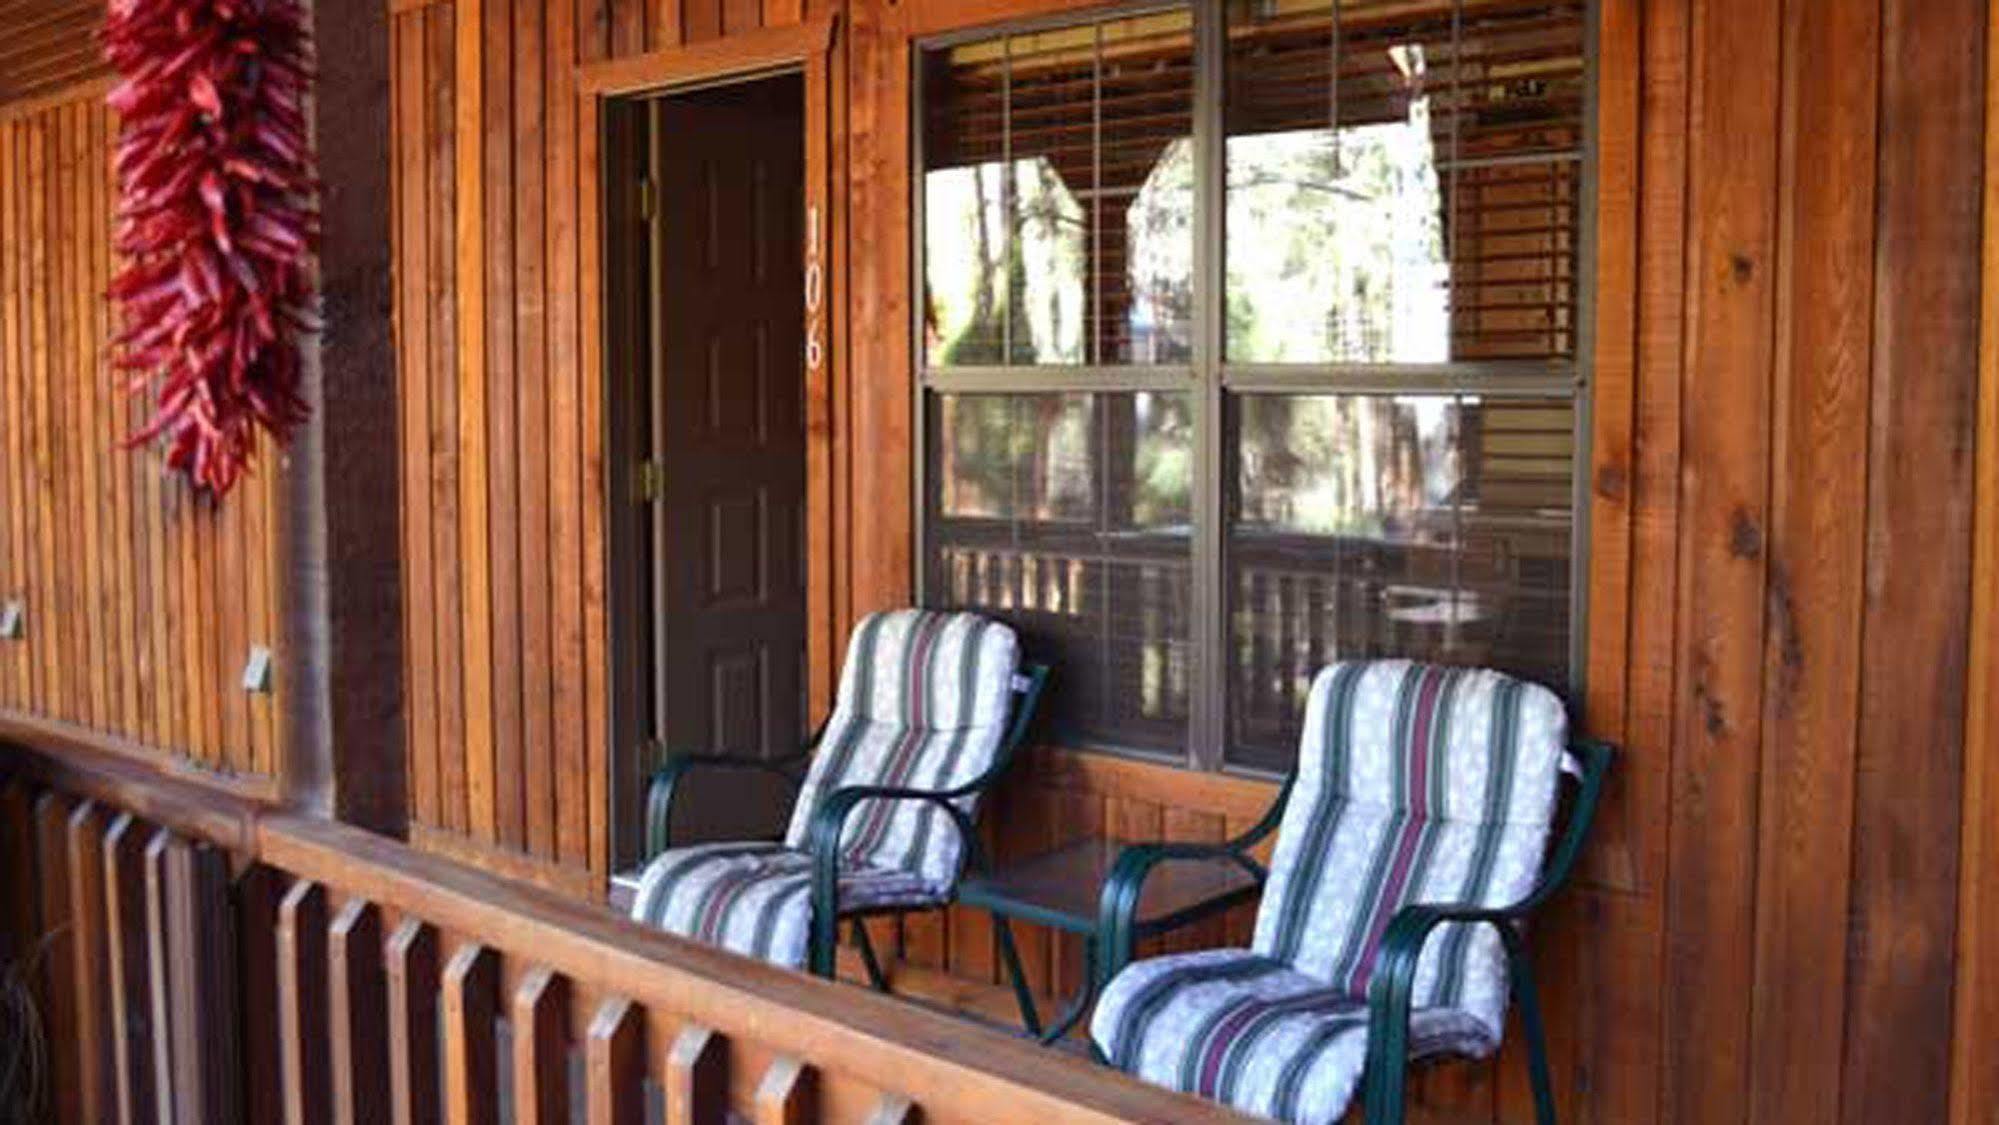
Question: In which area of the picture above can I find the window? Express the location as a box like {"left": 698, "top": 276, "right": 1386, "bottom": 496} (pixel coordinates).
{"left": 918, "top": 0, "right": 1590, "bottom": 770}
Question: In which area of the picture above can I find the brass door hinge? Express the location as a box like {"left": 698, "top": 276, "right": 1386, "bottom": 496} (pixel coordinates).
{"left": 637, "top": 175, "right": 658, "bottom": 223}
{"left": 634, "top": 458, "right": 663, "bottom": 504}
{"left": 639, "top": 736, "right": 666, "bottom": 767}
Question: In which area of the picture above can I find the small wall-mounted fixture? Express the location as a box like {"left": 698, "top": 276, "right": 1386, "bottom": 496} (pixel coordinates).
{"left": 0, "top": 600, "right": 23, "bottom": 640}
{"left": 241, "top": 645, "right": 274, "bottom": 693}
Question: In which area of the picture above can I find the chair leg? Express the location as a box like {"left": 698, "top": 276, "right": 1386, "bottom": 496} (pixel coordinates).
{"left": 1362, "top": 1053, "right": 1408, "bottom": 1125}
{"left": 992, "top": 915, "right": 1043, "bottom": 1038}
{"left": 1504, "top": 932, "right": 1558, "bottom": 1125}
{"left": 809, "top": 888, "right": 839, "bottom": 979}
{"left": 851, "top": 918, "right": 891, "bottom": 993}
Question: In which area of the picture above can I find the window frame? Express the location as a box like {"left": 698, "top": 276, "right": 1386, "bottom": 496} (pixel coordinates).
{"left": 911, "top": 0, "right": 1599, "bottom": 773}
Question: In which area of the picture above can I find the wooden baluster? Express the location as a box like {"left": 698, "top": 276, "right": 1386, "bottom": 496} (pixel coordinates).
{"left": 142, "top": 829, "right": 178, "bottom": 1117}
{"left": 328, "top": 900, "right": 389, "bottom": 1125}
{"left": 236, "top": 866, "right": 287, "bottom": 1125}
{"left": 33, "top": 792, "right": 80, "bottom": 1124}
{"left": 663, "top": 1025, "right": 727, "bottom": 1125}
{"left": 510, "top": 967, "right": 569, "bottom": 1125}
{"left": 865, "top": 1093, "right": 916, "bottom": 1125}
{"left": 103, "top": 814, "right": 158, "bottom": 1125}
{"left": 0, "top": 781, "right": 36, "bottom": 963}
{"left": 440, "top": 943, "right": 498, "bottom": 1125}
{"left": 754, "top": 1056, "right": 816, "bottom": 1125}
{"left": 166, "top": 841, "right": 242, "bottom": 1124}
{"left": 66, "top": 800, "right": 115, "bottom": 1123}
{"left": 277, "top": 880, "right": 332, "bottom": 1125}
{"left": 584, "top": 997, "right": 644, "bottom": 1125}
{"left": 385, "top": 920, "right": 441, "bottom": 1125}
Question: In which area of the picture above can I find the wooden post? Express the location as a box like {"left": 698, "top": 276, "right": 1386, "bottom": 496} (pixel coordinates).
{"left": 440, "top": 943, "right": 499, "bottom": 1125}
{"left": 585, "top": 997, "right": 644, "bottom": 1125}
{"left": 277, "top": 880, "right": 331, "bottom": 1125}
{"left": 385, "top": 919, "right": 441, "bottom": 1125}
{"left": 511, "top": 967, "right": 570, "bottom": 1125}
{"left": 663, "top": 1025, "right": 728, "bottom": 1125}
{"left": 103, "top": 814, "right": 158, "bottom": 1125}
{"left": 285, "top": 0, "right": 407, "bottom": 834}
{"left": 328, "top": 900, "right": 390, "bottom": 1124}
{"left": 754, "top": 1056, "right": 816, "bottom": 1125}
{"left": 66, "top": 801, "right": 114, "bottom": 1123}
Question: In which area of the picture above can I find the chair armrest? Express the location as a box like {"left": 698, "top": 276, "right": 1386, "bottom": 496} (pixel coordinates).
{"left": 802, "top": 783, "right": 982, "bottom": 863}
{"left": 800, "top": 783, "right": 984, "bottom": 977}
{"left": 1360, "top": 901, "right": 1517, "bottom": 1120}
{"left": 1095, "top": 840, "right": 1269, "bottom": 987}
{"left": 643, "top": 749, "right": 810, "bottom": 857}
{"left": 1359, "top": 740, "right": 1613, "bottom": 1122}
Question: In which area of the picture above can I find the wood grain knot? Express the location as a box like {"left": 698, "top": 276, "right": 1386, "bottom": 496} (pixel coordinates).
{"left": 1728, "top": 509, "right": 1763, "bottom": 560}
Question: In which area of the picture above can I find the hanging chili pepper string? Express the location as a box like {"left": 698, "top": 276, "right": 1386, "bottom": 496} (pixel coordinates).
{"left": 104, "top": 0, "right": 319, "bottom": 497}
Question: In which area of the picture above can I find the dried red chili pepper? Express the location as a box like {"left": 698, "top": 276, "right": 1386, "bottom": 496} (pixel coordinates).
{"left": 103, "top": 0, "right": 318, "bottom": 496}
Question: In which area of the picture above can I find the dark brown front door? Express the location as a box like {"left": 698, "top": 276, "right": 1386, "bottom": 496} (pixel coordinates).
{"left": 646, "top": 74, "right": 807, "bottom": 844}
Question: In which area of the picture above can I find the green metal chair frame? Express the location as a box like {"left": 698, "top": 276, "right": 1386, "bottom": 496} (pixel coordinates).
{"left": 643, "top": 663, "right": 1051, "bottom": 983}
{"left": 1093, "top": 737, "right": 1614, "bottom": 1125}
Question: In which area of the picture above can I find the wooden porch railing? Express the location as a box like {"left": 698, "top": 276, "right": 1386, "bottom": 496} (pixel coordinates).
{"left": 0, "top": 738, "right": 1246, "bottom": 1124}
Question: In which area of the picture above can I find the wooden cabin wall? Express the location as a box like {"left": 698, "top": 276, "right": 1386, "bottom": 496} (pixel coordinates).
{"left": 388, "top": 0, "right": 840, "bottom": 889}
{"left": 838, "top": 1, "right": 1999, "bottom": 1123}
{"left": 0, "top": 86, "right": 287, "bottom": 792}
{"left": 380, "top": 0, "right": 1999, "bottom": 1120}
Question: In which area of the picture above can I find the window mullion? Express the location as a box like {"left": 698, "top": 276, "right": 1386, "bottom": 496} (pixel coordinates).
{"left": 1190, "top": 0, "right": 1226, "bottom": 770}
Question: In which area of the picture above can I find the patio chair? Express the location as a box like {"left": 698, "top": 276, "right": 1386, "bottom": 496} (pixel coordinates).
{"left": 1089, "top": 660, "right": 1611, "bottom": 1125}
{"left": 629, "top": 608, "right": 1049, "bottom": 981}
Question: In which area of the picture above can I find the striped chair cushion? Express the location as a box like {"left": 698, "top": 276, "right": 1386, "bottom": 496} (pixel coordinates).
{"left": 781, "top": 609, "right": 1019, "bottom": 889}
{"left": 628, "top": 842, "right": 941, "bottom": 970}
{"left": 1089, "top": 948, "right": 1497, "bottom": 1125}
{"left": 1251, "top": 661, "right": 1569, "bottom": 1040}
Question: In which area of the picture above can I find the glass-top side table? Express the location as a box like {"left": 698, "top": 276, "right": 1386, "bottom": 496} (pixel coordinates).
{"left": 958, "top": 837, "right": 1262, "bottom": 1044}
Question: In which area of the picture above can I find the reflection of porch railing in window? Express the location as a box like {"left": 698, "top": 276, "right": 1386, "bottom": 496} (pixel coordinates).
{"left": 1225, "top": 524, "right": 1570, "bottom": 761}
{"left": 929, "top": 515, "right": 1568, "bottom": 759}
{"left": 930, "top": 535, "right": 1193, "bottom": 752}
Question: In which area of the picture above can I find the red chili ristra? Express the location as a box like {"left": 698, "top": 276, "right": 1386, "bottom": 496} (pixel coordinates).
{"left": 103, "top": 0, "right": 318, "bottom": 497}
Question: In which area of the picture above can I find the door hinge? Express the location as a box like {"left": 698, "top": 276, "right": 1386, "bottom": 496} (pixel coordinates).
{"left": 636, "top": 175, "right": 658, "bottom": 222}
{"left": 634, "top": 458, "right": 663, "bottom": 504}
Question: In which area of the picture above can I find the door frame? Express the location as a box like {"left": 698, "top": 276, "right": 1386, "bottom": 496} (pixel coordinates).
{"left": 583, "top": 15, "right": 841, "bottom": 877}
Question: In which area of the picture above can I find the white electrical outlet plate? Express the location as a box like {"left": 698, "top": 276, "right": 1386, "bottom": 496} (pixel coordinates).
{"left": 241, "top": 645, "right": 273, "bottom": 693}
{"left": 0, "top": 601, "right": 22, "bottom": 640}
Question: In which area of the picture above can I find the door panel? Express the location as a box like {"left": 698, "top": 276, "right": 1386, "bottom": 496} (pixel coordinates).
{"left": 648, "top": 74, "right": 807, "bottom": 845}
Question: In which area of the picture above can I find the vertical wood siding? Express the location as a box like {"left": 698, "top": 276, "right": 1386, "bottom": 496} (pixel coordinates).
{"left": 836, "top": 2, "right": 1995, "bottom": 1123}
{"left": 0, "top": 92, "right": 284, "bottom": 785}
{"left": 391, "top": 0, "right": 834, "bottom": 882}
{"left": 380, "top": 0, "right": 1998, "bottom": 1117}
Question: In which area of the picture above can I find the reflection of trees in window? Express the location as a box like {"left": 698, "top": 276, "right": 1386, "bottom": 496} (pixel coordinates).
{"left": 1236, "top": 397, "right": 1455, "bottom": 540}
{"left": 1226, "top": 118, "right": 1449, "bottom": 364}
{"left": 1128, "top": 140, "right": 1196, "bottom": 364}
{"left": 1012, "top": 160, "right": 1085, "bottom": 365}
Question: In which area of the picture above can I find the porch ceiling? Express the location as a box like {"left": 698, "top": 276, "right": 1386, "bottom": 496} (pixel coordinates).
{"left": 0, "top": 0, "right": 106, "bottom": 108}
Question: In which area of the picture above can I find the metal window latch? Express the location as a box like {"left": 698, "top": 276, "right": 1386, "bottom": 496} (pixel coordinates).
{"left": 0, "top": 601, "right": 22, "bottom": 640}
{"left": 241, "top": 645, "right": 274, "bottom": 693}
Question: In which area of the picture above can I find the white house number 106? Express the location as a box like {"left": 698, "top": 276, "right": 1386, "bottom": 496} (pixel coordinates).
{"left": 804, "top": 205, "right": 824, "bottom": 373}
